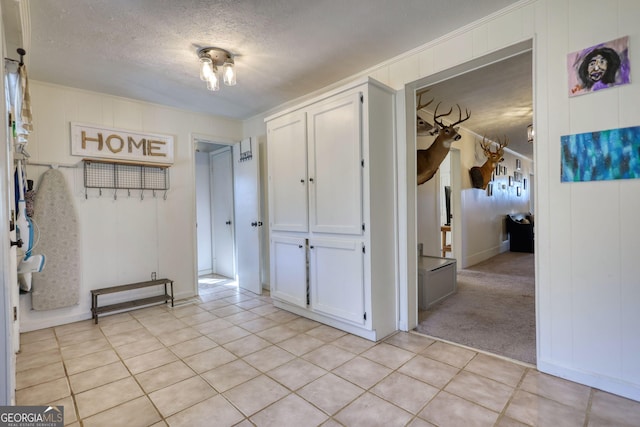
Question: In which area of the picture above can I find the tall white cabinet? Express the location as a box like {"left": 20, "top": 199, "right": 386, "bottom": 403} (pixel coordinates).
{"left": 265, "top": 77, "right": 397, "bottom": 341}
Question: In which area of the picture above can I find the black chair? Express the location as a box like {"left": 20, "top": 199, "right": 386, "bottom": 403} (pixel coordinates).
{"left": 506, "top": 214, "right": 534, "bottom": 253}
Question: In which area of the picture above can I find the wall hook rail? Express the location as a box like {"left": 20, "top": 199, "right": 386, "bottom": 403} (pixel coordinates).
{"left": 83, "top": 159, "right": 170, "bottom": 201}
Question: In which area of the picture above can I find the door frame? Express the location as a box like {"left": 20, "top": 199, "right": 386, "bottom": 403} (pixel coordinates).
{"left": 191, "top": 133, "right": 237, "bottom": 296}
{"left": 398, "top": 40, "right": 535, "bottom": 334}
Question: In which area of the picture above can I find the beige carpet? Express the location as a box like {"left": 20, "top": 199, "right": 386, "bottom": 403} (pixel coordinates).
{"left": 415, "top": 251, "right": 536, "bottom": 364}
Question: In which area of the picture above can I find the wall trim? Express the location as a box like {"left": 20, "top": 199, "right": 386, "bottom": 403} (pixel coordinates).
{"left": 538, "top": 359, "right": 640, "bottom": 403}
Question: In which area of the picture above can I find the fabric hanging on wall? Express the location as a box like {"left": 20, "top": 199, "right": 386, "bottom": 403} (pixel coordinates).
{"left": 31, "top": 169, "right": 81, "bottom": 310}
{"left": 16, "top": 64, "right": 32, "bottom": 145}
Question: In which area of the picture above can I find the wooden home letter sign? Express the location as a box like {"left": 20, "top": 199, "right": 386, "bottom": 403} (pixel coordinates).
{"left": 71, "top": 122, "right": 174, "bottom": 165}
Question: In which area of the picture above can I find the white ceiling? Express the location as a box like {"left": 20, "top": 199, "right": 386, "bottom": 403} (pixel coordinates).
{"left": 10, "top": 0, "right": 533, "bottom": 155}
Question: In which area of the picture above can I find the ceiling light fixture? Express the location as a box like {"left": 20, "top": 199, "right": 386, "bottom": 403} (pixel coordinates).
{"left": 198, "top": 47, "right": 236, "bottom": 91}
{"left": 527, "top": 124, "right": 534, "bottom": 143}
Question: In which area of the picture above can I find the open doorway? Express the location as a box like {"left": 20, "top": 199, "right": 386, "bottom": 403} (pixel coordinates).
{"left": 193, "top": 135, "right": 263, "bottom": 298}
{"left": 409, "top": 42, "right": 536, "bottom": 365}
{"left": 194, "top": 138, "right": 237, "bottom": 295}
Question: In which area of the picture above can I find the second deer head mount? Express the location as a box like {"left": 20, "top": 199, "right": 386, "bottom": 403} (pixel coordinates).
{"left": 469, "top": 136, "right": 509, "bottom": 190}
{"left": 416, "top": 102, "right": 471, "bottom": 185}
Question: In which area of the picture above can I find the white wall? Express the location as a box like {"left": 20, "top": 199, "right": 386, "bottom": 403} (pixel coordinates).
{"left": 244, "top": 0, "right": 640, "bottom": 401}
{"left": 20, "top": 81, "right": 242, "bottom": 331}
{"left": 195, "top": 151, "right": 213, "bottom": 275}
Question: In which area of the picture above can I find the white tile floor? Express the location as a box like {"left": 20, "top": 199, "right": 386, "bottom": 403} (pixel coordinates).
{"left": 15, "top": 277, "right": 640, "bottom": 426}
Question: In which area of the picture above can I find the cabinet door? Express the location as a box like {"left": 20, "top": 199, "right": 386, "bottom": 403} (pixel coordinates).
{"left": 309, "top": 238, "right": 365, "bottom": 325}
{"left": 270, "top": 236, "right": 307, "bottom": 307}
{"left": 267, "top": 111, "right": 308, "bottom": 232}
{"left": 307, "top": 92, "right": 363, "bottom": 235}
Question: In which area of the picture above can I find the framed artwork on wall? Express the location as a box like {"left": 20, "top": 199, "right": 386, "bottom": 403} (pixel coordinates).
{"left": 568, "top": 36, "right": 630, "bottom": 97}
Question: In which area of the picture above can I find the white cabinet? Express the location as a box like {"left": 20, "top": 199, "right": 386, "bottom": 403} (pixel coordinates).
{"left": 266, "top": 77, "right": 396, "bottom": 341}
{"left": 270, "top": 235, "right": 307, "bottom": 307}
{"left": 307, "top": 92, "right": 363, "bottom": 235}
{"left": 266, "top": 111, "right": 308, "bottom": 232}
{"left": 309, "top": 238, "right": 365, "bottom": 325}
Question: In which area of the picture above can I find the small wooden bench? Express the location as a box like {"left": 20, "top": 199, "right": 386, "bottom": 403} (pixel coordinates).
{"left": 91, "top": 278, "right": 174, "bottom": 324}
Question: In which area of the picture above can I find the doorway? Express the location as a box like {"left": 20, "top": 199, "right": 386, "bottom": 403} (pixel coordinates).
{"left": 405, "top": 41, "right": 537, "bottom": 365}
{"left": 193, "top": 135, "right": 263, "bottom": 297}
{"left": 195, "top": 139, "right": 236, "bottom": 299}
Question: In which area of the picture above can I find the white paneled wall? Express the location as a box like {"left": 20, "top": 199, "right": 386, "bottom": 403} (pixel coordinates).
{"left": 20, "top": 82, "right": 242, "bottom": 331}
{"left": 244, "top": 0, "right": 640, "bottom": 402}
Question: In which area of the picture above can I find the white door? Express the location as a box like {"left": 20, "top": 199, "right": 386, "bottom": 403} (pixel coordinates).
{"left": 270, "top": 235, "right": 307, "bottom": 307}
{"left": 210, "top": 149, "right": 235, "bottom": 278}
{"left": 266, "top": 111, "right": 308, "bottom": 232}
{"left": 307, "top": 92, "right": 363, "bottom": 235}
{"left": 233, "top": 138, "right": 262, "bottom": 294}
{"left": 309, "top": 237, "right": 365, "bottom": 325}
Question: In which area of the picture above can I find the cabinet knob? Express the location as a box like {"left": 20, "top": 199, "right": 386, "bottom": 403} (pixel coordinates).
{"left": 300, "top": 179, "right": 305, "bottom": 183}
{"left": 309, "top": 245, "right": 315, "bottom": 249}
{"left": 225, "top": 220, "right": 232, "bottom": 225}
{"left": 298, "top": 245, "right": 303, "bottom": 248}
{"left": 309, "top": 178, "right": 314, "bottom": 182}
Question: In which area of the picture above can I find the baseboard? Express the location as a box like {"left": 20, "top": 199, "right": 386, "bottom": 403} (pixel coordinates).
{"left": 538, "top": 359, "right": 640, "bottom": 402}
{"left": 464, "top": 245, "right": 502, "bottom": 268}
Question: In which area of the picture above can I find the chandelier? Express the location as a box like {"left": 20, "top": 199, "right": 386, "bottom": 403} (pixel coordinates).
{"left": 198, "top": 47, "right": 236, "bottom": 91}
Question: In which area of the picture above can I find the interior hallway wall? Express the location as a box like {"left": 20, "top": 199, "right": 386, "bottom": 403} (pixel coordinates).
{"left": 20, "top": 81, "right": 242, "bottom": 332}
{"left": 244, "top": 0, "right": 640, "bottom": 401}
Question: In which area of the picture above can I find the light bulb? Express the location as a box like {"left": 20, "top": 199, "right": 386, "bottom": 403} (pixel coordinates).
{"left": 222, "top": 59, "right": 236, "bottom": 86}
{"left": 206, "top": 68, "right": 220, "bottom": 91}
{"left": 200, "top": 57, "right": 214, "bottom": 81}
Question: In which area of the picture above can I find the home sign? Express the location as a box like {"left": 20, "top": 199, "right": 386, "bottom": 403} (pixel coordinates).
{"left": 70, "top": 122, "right": 174, "bottom": 165}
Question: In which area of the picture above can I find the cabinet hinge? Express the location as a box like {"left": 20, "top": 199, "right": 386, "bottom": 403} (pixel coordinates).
{"left": 364, "top": 312, "right": 367, "bottom": 321}
{"left": 360, "top": 94, "right": 364, "bottom": 104}
{"left": 13, "top": 306, "right": 17, "bottom": 321}
{"left": 362, "top": 223, "right": 365, "bottom": 232}
{"left": 361, "top": 159, "right": 364, "bottom": 168}
{"left": 362, "top": 245, "right": 366, "bottom": 254}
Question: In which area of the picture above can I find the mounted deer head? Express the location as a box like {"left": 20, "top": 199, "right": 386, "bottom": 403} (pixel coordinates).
{"left": 469, "top": 136, "right": 509, "bottom": 189}
{"left": 416, "top": 89, "right": 435, "bottom": 136}
{"left": 417, "top": 102, "right": 471, "bottom": 185}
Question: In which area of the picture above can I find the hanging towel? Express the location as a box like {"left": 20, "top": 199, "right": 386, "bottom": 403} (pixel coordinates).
{"left": 16, "top": 64, "right": 33, "bottom": 145}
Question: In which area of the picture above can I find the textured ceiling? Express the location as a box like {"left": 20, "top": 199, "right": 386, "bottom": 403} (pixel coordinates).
{"left": 19, "top": 0, "right": 531, "bottom": 155}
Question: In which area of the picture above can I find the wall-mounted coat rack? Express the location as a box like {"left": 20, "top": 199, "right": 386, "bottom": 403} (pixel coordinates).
{"left": 83, "top": 159, "right": 170, "bottom": 200}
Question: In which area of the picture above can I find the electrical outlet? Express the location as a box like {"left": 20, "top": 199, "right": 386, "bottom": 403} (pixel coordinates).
{"left": 151, "top": 272, "right": 157, "bottom": 280}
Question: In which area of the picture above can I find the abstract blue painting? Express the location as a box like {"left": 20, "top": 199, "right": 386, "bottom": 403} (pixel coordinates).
{"left": 561, "top": 125, "right": 640, "bottom": 182}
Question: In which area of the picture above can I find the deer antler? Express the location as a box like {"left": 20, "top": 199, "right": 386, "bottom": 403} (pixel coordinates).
{"left": 480, "top": 135, "right": 509, "bottom": 155}
{"left": 416, "top": 91, "right": 435, "bottom": 111}
{"left": 433, "top": 102, "right": 453, "bottom": 128}
{"left": 433, "top": 103, "right": 471, "bottom": 128}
